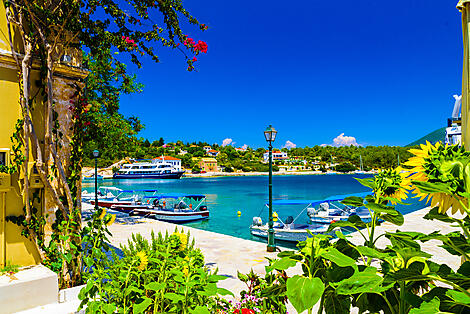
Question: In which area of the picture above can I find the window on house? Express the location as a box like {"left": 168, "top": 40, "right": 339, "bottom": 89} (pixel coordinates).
{"left": 0, "top": 152, "right": 5, "bottom": 166}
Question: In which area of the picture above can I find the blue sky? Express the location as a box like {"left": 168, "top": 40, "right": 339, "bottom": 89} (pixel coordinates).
{"left": 119, "top": 0, "right": 463, "bottom": 148}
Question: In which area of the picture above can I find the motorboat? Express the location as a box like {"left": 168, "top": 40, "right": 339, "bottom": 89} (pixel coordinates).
{"left": 250, "top": 217, "right": 329, "bottom": 242}
{"left": 113, "top": 160, "right": 185, "bottom": 179}
{"left": 82, "top": 187, "right": 123, "bottom": 203}
{"left": 89, "top": 189, "right": 158, "bottom": 208}
{"left": 306, "top": 192, "right": 372, "bottom": 224}
{"left": 112, "top": 193, "right": 209, "bottom": 223}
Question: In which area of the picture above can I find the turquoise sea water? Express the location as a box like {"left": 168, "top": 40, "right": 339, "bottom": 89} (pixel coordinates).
{"left": 82, "top": 174, "right": 424, "bottom": 245}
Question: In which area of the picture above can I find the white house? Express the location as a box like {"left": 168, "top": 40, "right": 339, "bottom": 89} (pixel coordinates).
{"left": 207, "top": 149, "right": 220, "bottom": 157}
{"left": 152, "top": 156, "right": 182, "bottom": 170}
{"left": 263, "top": 150, "right": 288, "bottom": 163}
{"left": 203, "top": 146, "right": 212, "bottom": 153}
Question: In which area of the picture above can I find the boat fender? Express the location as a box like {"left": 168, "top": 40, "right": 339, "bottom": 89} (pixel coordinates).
{"left": 273, "top": 212, "right": 278, "bottom": 221}
{"left": 189, "top": 204, "right": 193, "bottom": 209}
{"left": 252, "top": 217, "right": 262, "bottom": 226}
{"left": 237, "top": 211, "right": 241, "bottom": 216}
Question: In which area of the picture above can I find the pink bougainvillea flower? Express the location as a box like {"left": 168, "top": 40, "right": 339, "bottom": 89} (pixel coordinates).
{"left": 192, "top": 56, "right": 197, "bottom": 62}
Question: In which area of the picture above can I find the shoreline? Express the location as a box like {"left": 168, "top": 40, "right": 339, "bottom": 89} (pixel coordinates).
{"left": 91, "top": 170, "right": 377, "bottom": 180}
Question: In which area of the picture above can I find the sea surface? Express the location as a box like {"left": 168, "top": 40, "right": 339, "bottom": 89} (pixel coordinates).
{"left": 82, "top": 174, "right": 424, "bottom": 245}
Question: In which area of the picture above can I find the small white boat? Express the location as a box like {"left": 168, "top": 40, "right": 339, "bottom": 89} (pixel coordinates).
{"left": 250, "top": 218, "right": 329, "bottom": 242}
{"left": 306, "top": 192, "right": 372, "bottom": 224}
{"left": 112, "top": 193, "right": 209, "bottom": 223}
{"left": 89, "top": 189, "right": 158, "bottom": 208}
{"left": 82, "top": 187, "right": 123, "bottom": 203}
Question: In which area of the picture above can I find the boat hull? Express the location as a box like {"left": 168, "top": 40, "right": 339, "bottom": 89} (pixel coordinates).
{"left": 112, "top": 171, "right": 185, "bottom": 179}
{"left": 130, "top": 208, "right": 209, "bottom": 223}
{"left": 250, "top": 225, "right": 329, "bottom": 243}
{"left": 90, "top": 200, "right": 140, "bottom": 208}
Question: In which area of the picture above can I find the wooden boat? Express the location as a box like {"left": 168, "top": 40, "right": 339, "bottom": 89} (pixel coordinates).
{"left": 112, "top": 193, "right": 209, "bottom": 223}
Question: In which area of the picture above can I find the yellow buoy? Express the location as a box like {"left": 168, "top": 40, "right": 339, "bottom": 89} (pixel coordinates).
{"left": 237, "top": 211, "right": 241, "bottom": 216}
{"left": 273, "top": 211, "right": 278, "bottom": 221}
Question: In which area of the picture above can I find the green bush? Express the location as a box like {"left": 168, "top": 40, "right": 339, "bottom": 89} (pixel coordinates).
{"left": 335, "top": 162, "right": 356, "bottom": 173}
{"left": 79, "top": 230, "right": 231, "bottom": 313}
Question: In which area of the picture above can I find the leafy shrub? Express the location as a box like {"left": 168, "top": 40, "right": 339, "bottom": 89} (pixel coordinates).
{"left": 334, "top": 162, "right": 356, "bottom": 173}
{"left": 79, "top": 229, "right": 232, "bottom": 313}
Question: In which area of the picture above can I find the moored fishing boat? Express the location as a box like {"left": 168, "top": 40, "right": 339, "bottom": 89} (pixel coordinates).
{"left": 250, "top": 217, "right": 329, "bottom": 242}
{"left": 306, "top": 192, "right": 372, "bottom": 224}
{"left": 82, "top": 186, "right": 122, "bottom": 203}
{"left": 113, "top": 193, "right": 209, "bottom": 223}
{"left": 90, "top": 189, "right": 158, "bottom": 208}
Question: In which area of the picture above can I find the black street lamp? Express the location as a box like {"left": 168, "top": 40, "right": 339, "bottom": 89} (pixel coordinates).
{"left": 93, "top": 150, "right": 99, "bottom": 211}
{"left": 264, "top": 125, "right": 277, "bottom": 252}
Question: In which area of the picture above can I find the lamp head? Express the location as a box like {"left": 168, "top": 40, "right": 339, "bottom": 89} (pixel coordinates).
{"left": 264, "top": 125, "right": 277, "bottom": 143}
{"left": 93, "top": 150, "right": 99, "bottom": 158}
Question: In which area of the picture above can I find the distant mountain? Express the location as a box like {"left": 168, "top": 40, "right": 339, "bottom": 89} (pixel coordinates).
{"left": 405, "top": 127, "right": 446, "bottom": 147}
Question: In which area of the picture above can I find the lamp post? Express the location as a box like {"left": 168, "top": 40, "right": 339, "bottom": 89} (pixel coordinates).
{"left": 93, "top": 150, "right": 99, "bottom": 211}
{"left": 264, "top": 125, "right": 277, "bottom": 252}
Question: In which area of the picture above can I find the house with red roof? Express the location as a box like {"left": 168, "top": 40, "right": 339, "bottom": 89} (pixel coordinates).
{"left": 207, "top": 149, "right": 220, "bottom": 157}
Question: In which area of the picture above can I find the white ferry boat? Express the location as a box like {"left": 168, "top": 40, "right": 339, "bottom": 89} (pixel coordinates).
{"left": 113, "top": 159, "right": 185, "bottom": 179}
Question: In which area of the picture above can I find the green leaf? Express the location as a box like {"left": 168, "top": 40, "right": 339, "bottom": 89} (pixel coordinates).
{"left": 341, "top": 196, "right": 364, "bottom": 207}
{"left": 133, "top": 297, "right": 152, "bottom": 314}
{"left": 355, "top": 246, "right": 390, "bottom": 259}
{"left": 217, "top": 287, "right": 234, "bottom": 296}
{"left": 237, "top": 271, "right": 248, "bottom": 282}
{"left": 381, "top": 212, "right": 404, "bottom": 226}
{"left": 365, "top": 202, "right": 398, "bottom": 215}
{"left": 144, "top": 282, "right": 166, "bottom": 291}
{"left": 208, "top": 274, "right": 228, "bottom": 282}
{"left": 323, "top": 289, "right": 351, "bottom": 314}
{"left": 409, "top": 297, "right": 441, "bottom": 314}
{"left": 423, "top": 207, "right": 457, "bottom": 224}
{"left": 335, "top": 270, "right": 387, "bottom": 295}
{"left": 190, "top": 306, "right": 211, "bottom": 314}
{"left": 102, "top": 304, "right": 116, "bottom": 314}
{"left": 320, "top": 248, "right": 357, "bottom": 269}
{"left": 78, "top": 280, "right": 94, "bottom": 300}
{"left": 164, "top": 292, "right": 184, "bottom": 303}
{"left": 355, "top": 177, "right": 375, "bottom": 190}
{"left": 446, "top": 290, "right": 470, "bottom": 304}
{"left": 286, "top": 275, "right": 324, "bottom": 313}
{"left": 266, "top": 257, "right": 298, "bottom": 273}
{"left": 412, "top": 181, "right": 452, "bottom": 195}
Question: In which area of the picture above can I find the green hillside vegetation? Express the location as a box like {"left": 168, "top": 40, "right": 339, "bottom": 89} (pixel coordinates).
{"left": 84, "top": 138, "right": 414, "bottom": 172}
{"left": 406, "top": 127, "right": 446, "bottom": 147}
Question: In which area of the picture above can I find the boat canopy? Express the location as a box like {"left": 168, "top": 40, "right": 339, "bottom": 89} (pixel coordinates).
{"left": 269, "top": 192, "right": 371, "bottom": 206}
{"left": 143, "top": 193, "right": 205, "bottom": 200}
{"left": 119, "top": 189, "right": 158, "bottom": 193}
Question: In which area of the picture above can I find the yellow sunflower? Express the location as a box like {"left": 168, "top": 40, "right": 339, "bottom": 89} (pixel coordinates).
{"left": 98, "top": 209, "right": 106, "bottom": 220}
{"left": 172, "top": 232, "right": 188, "bottom": 251}
{"left": 106, "top": 214, "right": 116, "bottom": 226}
{"left": 182, "top": 266, "right": 189, "bottom": 277}
{"left": 136, "top": 251, "right": 148, "bottom": 271}
{"left": 376, "top": 167, "right": 410, "bottom": 205}
{"left": 404, "top": 142, "right": 467, "bottom": 215}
